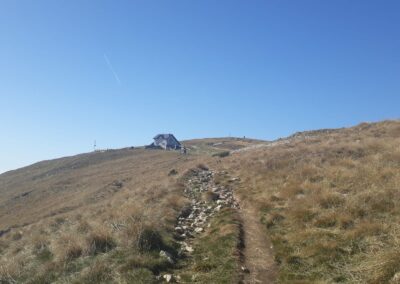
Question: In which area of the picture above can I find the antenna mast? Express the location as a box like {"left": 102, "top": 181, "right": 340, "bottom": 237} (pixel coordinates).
{"left": 94, "top": 140, "right": 97, "bottom": 152}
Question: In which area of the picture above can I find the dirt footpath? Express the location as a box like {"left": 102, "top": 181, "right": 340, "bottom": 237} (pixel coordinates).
{"left": 238, "top": 197, "right": 278, "bottom": 284}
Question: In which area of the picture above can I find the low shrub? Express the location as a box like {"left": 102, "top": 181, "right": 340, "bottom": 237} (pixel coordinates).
{"left": 197, "top": 164, "right": 209, "bottom": 171}
{"left": 212, "top": 151, "right": 230, "bottom": 158}
{"left": 137, "top": 228, "right": 165, "bottom": 252}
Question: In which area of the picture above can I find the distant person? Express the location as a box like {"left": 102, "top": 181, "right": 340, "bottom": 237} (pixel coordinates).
{"left": 181, "top": 146, "right": 187, "bottom": 155}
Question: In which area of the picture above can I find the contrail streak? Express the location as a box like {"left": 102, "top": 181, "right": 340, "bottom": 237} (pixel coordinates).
{"left": 103, "top": 53, "right": 121, "bottom": 85}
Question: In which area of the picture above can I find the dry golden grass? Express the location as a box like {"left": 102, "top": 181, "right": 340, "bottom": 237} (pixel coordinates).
{"left": 0, "top": 120, "right": 399, "bottom": 283}
{"left": 218, "top": 120, "right": 400, "bottom": 283}
{"left": 0, "top": 147, "right": 205, "bottom": 282}
{"left": 55, "top": 233, "right": 84, "bottom": 261}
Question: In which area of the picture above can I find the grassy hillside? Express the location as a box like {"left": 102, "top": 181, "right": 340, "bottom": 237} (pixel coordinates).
{"left": 0, "top": 148, "right": 196, "bottom": 282}
{"left": 219, "top": 120, "right": 400, "bottom": 283}
{"left": 0, "top": 142, "right": 248, "bottom": 283}
{"left": 0, "top": 120, "right": 399, "bottom": 283}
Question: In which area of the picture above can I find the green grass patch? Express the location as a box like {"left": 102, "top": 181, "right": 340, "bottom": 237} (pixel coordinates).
{"left": 176, "top": 208, "right": 242, "bottom": 283}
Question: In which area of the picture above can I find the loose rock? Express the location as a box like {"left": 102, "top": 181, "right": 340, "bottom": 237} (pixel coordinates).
{"left": 174, "top": 168, "right": 239, "bottom": 260}
{"left": 194, "top": 227, "right": 203, "bottom": 233}
{"left": 160, "top": 250, "right": 175, "bottom": 264}
{"left": 163, "top": 274, "right": 173, "bottom": 282}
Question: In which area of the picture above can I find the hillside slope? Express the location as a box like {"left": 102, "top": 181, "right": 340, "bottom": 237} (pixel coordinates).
{"left": 0, "top": 149, "right": 191, "bottom": 230}
{"left": 218, "top": 120, "right": 400, "bottom": 283}
{"left": 0, "top": 137, "right": 260, "bottom": 230}
{"left": 0, "top": 138, "right": 259, "bottom": 283}
{"left": 0, "top": 120, "right": 399, "bottom": 283}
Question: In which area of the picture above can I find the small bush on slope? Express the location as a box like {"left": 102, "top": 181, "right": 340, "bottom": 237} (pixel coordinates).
{"left": 212, "top": 151, "right": 230, "bottom": 158}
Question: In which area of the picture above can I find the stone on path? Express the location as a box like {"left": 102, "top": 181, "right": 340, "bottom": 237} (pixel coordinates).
{"left": 163, "top": 274, "right": 173, "bottom": 282}
{"left": 194, "top": 227, "right": 203, "bottom": 233}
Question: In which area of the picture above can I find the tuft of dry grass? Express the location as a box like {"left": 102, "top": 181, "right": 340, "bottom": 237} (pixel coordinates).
{"left": 78, "top": 260, "right": 114, "bottom": 283}
{"left": 11, "top": 231, "right": 23, "bottom": 241}
{"left": 55, "top": 234, "right": 84, "bottom": 262}
{"left": 86, "top": 228, "right": 116, "bottom": 255}
{"left": 352, "top": 249, "right": 400, "bottom": 284}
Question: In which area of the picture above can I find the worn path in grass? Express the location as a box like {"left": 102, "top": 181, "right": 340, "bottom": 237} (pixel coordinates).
{"left": 238, "top": 196, "right": 278, "bottom": 283}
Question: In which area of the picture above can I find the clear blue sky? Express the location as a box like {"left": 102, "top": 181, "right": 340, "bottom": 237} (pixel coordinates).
{"left": 1, "top": 0, "right": 399, "bottom": 173}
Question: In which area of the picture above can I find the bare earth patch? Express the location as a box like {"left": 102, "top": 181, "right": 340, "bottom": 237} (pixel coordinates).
{"left": 238, "top": 196, "right": 277, "bottom": 284}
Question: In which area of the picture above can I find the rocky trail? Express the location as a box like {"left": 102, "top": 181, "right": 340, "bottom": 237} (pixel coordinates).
{"left": 160, "top": 167, "right": 276, "bottom": 283}
{"left": 174, "top": 169, "right": 240, "bottom": 256}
